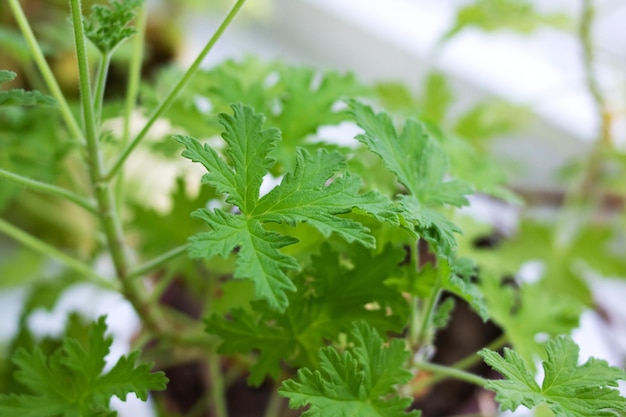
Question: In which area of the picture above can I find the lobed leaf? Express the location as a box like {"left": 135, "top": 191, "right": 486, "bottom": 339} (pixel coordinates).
{"left": 84, "top": 0, "right": 143, "bottom": 53}
{"left": 178, "top": 103, "right": 397, "bottom": 311}
{"left": 279, "top": 322, "right": 420, "bottom": 417}
{"left": 480, "top": 335, "right": 626, "bottom": 417}
{"left": 206, "top": 244, "right": 409, "bottom": 385}
{"left": 349, "top": 100, "right": 471, "bottom": 258}
{"left": 0, "top": 316, "right": 168, "bottom": 417}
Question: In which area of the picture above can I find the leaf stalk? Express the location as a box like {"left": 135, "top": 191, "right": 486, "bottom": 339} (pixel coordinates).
{"left": 414, "top": 361, "right": 487, "bottom": 388}
{"left": 106, "top": 0, "right": 248, "bottom": 180}
{"left": 0, "top": 218, "right": 117, "bottom": 291}
{"left": 7, "top": 0, "right": 84, "bottom": 143}
{"left": 0, "top": 168, "right": 97, "bottom": 214}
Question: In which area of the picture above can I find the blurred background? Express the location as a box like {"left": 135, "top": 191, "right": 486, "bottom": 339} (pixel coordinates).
{"left": 1, "top": 0, "right": 625, "bottom": 416}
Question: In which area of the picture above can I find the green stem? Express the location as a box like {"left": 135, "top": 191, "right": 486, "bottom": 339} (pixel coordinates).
{"left": 415, "top": 285, "right": 442, "bottom": 348}
{"left": 0, "top": 168, "right": 97, "bottom": 214}
{"left": 553, "top": 0, "right": 611, "bottom": 249}
{"left": 8, "top": 0, "right": 84, "bottom": 143}
{"left": 208, "top": 352, "right": 228, "bottom": 417}
{"left": 414, "top": 361, "right": 486, "bottom": 388}
{"left": 123, "top": 2, "right": 147, "bottom": 147}
{"left": 451, "top": 334, "right": 508, "bottom": 371}
{"left": 408, "top": 243, "right": 421, "bottom": 347}
{"left": 69, "top": 0, "right": 126, "bottom": 273}
{"left": 69, "top": 0, "right": 169, "bottom": 336}
{"left": 116, "top": 2, "right": 147, "bottom": 214}
{"left": 93, "top": 51, "right": 112, "bottom": 124}
{"left": 128, "top": 244, "right": 189, "bottom": 279}
{"left": 106, "top": 0, "right": 248, "bottom": 180}
{"left": 263, "top": 384, "right": 284, "bottom": 417}
{"left": 580, "top": 0, "right": 609, "bottom": 145}
{"left": 0, "top": 218, "right": 117, "bottom": 291}
{"left": 412, "top": 334, "right": 508, "bottom": 391}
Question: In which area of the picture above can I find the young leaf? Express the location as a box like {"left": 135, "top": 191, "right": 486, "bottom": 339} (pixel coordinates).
{"left": 177, "top": 104, "right": 397, "bottom": 311}
{"left": 480, "top": 335, "right": 626, "bottom": 417}
{"left": 0, "top": 316, "right": 168, "bottom": 417}
{"left": 0, "top": 70, "right": 56, "bottom": 107}
{"left": 206, "top": 244, "right": 409, "bottom": 385}
{"left": 84, "top": 0, "right": 143, "bottom": 53}
{"left": 349, "top": 100, "right": 471, "bottom": 258}
{"left": 280, "top": 322, "right": 421, "bottom": 417}
{"left": 0, "top": 70, "right": 17, "bottom": 85}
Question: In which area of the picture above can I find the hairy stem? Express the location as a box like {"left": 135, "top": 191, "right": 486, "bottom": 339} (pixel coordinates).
{"left": 8, "top": 0, "right": 84, "bottom": 143}
{"left": 0, "top": 168, "right": 97, "bottom": 214}
{"left": 69, "top": 0, "right": 168, "bottom": 336}
{"left": 414, "top": 361, "right": 487, "bottom": 388}
{"left": 0, "top": 218, "right": 117, "bottom": 291}
{"left": 106, "top": 0, "right": 248, "bottom": 179}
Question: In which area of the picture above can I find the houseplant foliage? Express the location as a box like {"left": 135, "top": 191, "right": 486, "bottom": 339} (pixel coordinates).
{"left": 0, "top": 0, "right": 625, "bottom": 416}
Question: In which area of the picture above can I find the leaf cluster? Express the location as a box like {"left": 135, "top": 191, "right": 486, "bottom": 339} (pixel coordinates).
{"left": 177, "top": 103, "right": 397, "bottom": 311}
{"left": 0, "top": 70, "right": 56, "bottom": 107}
{"left": 83, "top": 0, "right": 143, "bottom": 53}
{"left": 0, "top": 317, "right": 168, "bottom": 417}
{"left": 206, "top": 244, "right": 409, "bottom": 385}
{"left": 280, "top": 322, "right": 421, "bottom": 417}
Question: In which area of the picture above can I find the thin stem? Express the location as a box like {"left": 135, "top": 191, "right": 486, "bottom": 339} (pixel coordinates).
{"left": 93, "top": 51, "right": 112, "bottom": 124}
{"left": 412, "top": 334, "right": 509, "bottom": 391}
{"left": 451, "top": 334, "right": 508, "bottom": 372}
{"left": 69, "top": 0, "right": 127, "bottom": 273}
{"left": 123, "top": 2, "right": 147, "bottom": 147}
{"left": 0, "top": 168, "right": 97, "bottom": 214}
{"left": 8, "top": 0, "right": 84, "bottom": 143}
{"left": 416, "top": 286, "right": 442, "bottom": 348}
{"left": 208, "top": 352, "right": 228, "bottom": 417}
{"left": 263, "top": 384, "right": 284, "bottom": 417}
{"left": 408, "top": 243, "right": 421, "bottom": 347}
{"left": 128, "top": 244, "right": 189, "bottom": 279}
{"left": 69, "top": 0, "right": 169, "bottom": 336}
{"left": 106, "top": 0, "right": 248, "bottom": 179}
{"left": 553, "top": 0, "right": 613, "bottom": 249}
{"left": 414, "top": 361, "right": 487, "bottom": 388}
{"left": 580, "top": 0, "right": 610, "bottom": 146}
{"left": 0, "top": 218, "right": 118, "bottom": 291}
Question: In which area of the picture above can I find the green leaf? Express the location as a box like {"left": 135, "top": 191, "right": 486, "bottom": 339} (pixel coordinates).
{"left": 177, "top": 104, "right": 397, "bottom": 311}
{"left": 419, "top": 72, "right": 454, "bottom": 125}
{"left": 280, "top": 322, "right": 420, "bottom": 417}
{"left": 0, "top": 70, "right": 17, "bottom": 85}
{"left": 443, "top": 0, "right": 571, "bottom": 40}
{"left": 454, "top": 101, "right": 531, "bottom": 144}
{"left": 84, "top": 0, "right": 143, "bottom": 53}
{"left": 198, "top": 57, "right": 369, "bottom": 172}
{"left": 206, "top": 244, "right": 409, "bottom": 385}
{"left": 0, "top": 89, "right": 57, "bottom": 107}
{"left": 349, "top": 100, "right": 471, "bottom": 257}
{"left": 0, "top": 70, "right": 56, "bottom": 107}
{"left": 480, "top": 336, "right": 626, "bottom": 417}
{"left": 480, "top": 273, "right": 583, "bottom": 367}
{"left": 0, "top": 316, "right": 168, "bottom": 417}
